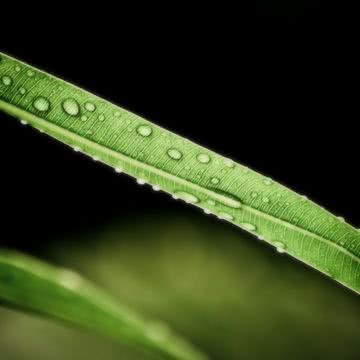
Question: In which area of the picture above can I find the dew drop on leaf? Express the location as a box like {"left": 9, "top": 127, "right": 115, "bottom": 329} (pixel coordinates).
{"left": 136, "top": 125, "right": 152, "bottom": 137}
{"left": 251, "top": 191, "right": 258, "bottom": 198}
{"left": 26, "top": 70, "right": 34, "bottom": 77}
{"left": 81, "top": 115, "right": 88, "bottom": 122}
{"left": 115, "top": 167, "right": 122, "bottom": 173}
{"left": 84, "top": 102, "right": 96, "bottom": 112}
{"left": 240, "top": 222, "right": 257, "bottom": 231}
{"left": 167, "top": 148, "right": 183, "bottom": 160}
{"left": 18, "top": 87, "right": 26, "bottom": 95}
{"left": 20, "top": 120, "right": 28, "bottom": 125}
{"left": 211, "top": 177, "right": 220, "bottom": 185}
{"left": 137, "top": 178, "right": 146, "bottom": 185}
{"left": 218, "top": 212, "right": 234, "bottom": 221}
{"left": 152, "top": 185, "right": 160, "bottom": 191}
{"left": 224, "top": 158, "right": 235, "bottom": 168}
{"left": 33, "top": 97, "right": 50, "bottom": 112}
{"left": 262, "top": 196, "right": 270, "bottom": 203}
{"left": 274, "top": 241, "right": 286, "bottom": 253}
{"left": 197, "top": 153, "right": 211, "bottom": 164}
{"left": 263, "top": 178, "right": 273, "bottom": 185}
{"left": 173, "top": 191, "right": 199, "bottom": 204}
{"left": 1, "top": 76, "right": 12, "bottom": 86}
{"left": 62, "top": 98, "right": 80, "bottom": 116}
{"left": 98, "top": 114, "right": 105, "bottom": 121}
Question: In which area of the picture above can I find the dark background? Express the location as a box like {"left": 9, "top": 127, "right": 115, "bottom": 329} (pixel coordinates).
{"left": 1, "top": 2, "right": 358, "bottom": 251}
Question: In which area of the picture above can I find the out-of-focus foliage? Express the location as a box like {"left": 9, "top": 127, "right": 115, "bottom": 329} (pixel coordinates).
{"left": 1, "top": 211, "right": 360, "bottom": 360}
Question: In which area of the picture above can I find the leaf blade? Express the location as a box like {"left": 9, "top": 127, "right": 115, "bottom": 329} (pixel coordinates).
{"left": 1, "top": 52, "right": 360, "bottom": 294}
{"left": 0, "top": 249, "right": 207, "bottom": 360}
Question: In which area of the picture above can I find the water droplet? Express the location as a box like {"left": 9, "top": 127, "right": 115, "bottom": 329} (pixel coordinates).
{"left": 62, "top": 98, "right": 80, "bottom": 116}
{"left": 115, "top": 167, "right": 122, "bottom": 173}
{"left": 81, "top": 115, "right": 88, "bottom": 121}
{"left": 263, "top": 178, "right": 273, "bottom": 186}
{"left": 73, "top": 146, "right": 81, "bottom": 152}
{"left": 224, "top": 158, "right": 235, "bottom": 168}
{"left": 92, "top": 156, "right": 99, "bottom": 162}
{"left": 204, "top": 209, "right": 211, "bottom": 214}
{"left": 20, "top": 120, "right": 28, "bottom": 125}
{"left": 152, "top": 185, "right": 160, "bottom": 191}
{"left": 274, "top": 241, "right": 286, "bottom": 253}
{"left": 218, "top": 212, "right": 234, "bottom": 221}
{"left": 173, "top": 191, "right": 199, "bottom": 204}
{"left": 262, "top": 196, "right": 270, "bottom": 203}
{"left": 210, "top": 177, "right": 220, "bottom": 185}
{"left": 136, "top": 125, "right": 152, "bottom": 137}
{"left": 337, "top": 216, "right": 345, "bottom": 222}
{"left": 98, "top": 114, "right": 105, "bottom": 121}
{"left": 184, "top": 165, "right": 191, "bottom": 170}
{"left": 114, "top": 111, "right": 121, "bottom": 117}
{"left": 250, "top": 191, "right": 258, "bottom": 198}
{"left": 18, "top": 87, "right": 26, "bottom": 95}
{"left": 33, "top": 97, "right": 50, "bottom": 112}
{"left": 14, "top": 65, "right": 21, "bottom": 72}
{"left": 84, "top": 102, "right": 96, "bottom": 112}
{"left": 137, "top": 178, "right": 146, "bottom": 185}
{"left": 197, "top": 153, "right": 211, "bottom": 164}
{"left": 1, "top": 76, "right": 12, "bottom": 86}
{"left": 210, "top": 189, "right": 242, "bottom": 209}
{"left": 167, "top": 148, "right": 183, "bottom": 160}
{"left": 26, "top": 70, "right": 34, "bottom": 77}
{"left": 240, "top": 222, "right": 257, "bottom": 231}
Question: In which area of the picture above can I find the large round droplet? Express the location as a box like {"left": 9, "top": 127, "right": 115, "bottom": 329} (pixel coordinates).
{"left": 26, "top": 70, "right": 34, "bottom": 77}
{"left": 62, "top": 98, "right": 80, "bottom": 116}
{"left": 174, "top": 191, "right": 199, "bottom": 204}
{"left": 240, "top": 222, "right": 257, "bottom": 231}
{"left": 18, "top": 87, "right": 27, "bottom": 95}
{"left": 167, "top": 148, "right": 183, "bottom": 160}
{"left": 197, "top": 153, "right": 211, "bottom": 164}
{"left": 137, "top": 125, "right": 152, "bottom": 137}
{"left": 84, "top": 102, "right": 96, "bottom": 112}
{"left": 33, "top": 97, "right": 50, "bottom": 112}
{"left": 1, "top": 76, "right": 12, "bottom": 86}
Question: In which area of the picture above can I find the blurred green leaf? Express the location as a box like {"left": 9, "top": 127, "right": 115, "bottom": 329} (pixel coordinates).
{"left": 0, "top": 249, "right": 207, "bottom": 360}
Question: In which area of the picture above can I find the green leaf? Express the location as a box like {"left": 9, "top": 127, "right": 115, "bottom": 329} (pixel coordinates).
{"left": 0, "top": 249, "right": 207, "bottom": 360}
{"left": 1, "top": 52, "right": 360, "bottom": 295}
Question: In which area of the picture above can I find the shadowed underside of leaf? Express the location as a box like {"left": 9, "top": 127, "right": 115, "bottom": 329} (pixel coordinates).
{"left": 0, "top": 52, "right": 360, "bottom": 294}
{"left": 0, "top": 249, "right": 207, "bottom": 360}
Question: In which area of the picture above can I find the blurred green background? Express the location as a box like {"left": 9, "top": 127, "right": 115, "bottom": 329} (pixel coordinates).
{"left": 1, "top": 209, "right": 360, "bottom": 360}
